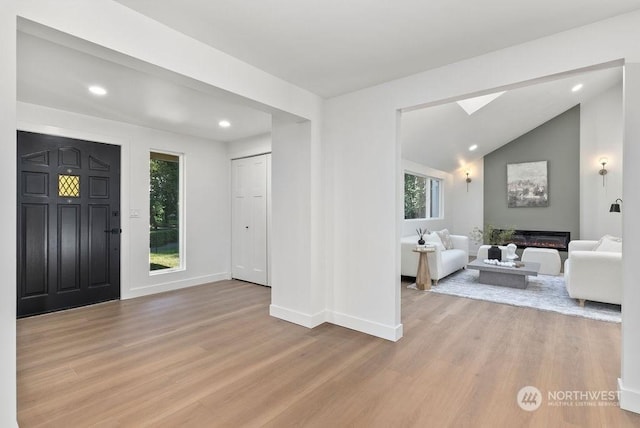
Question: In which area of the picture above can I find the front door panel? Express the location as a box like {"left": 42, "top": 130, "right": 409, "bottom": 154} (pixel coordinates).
{"left": 17, "top": 131, "right": 121, "bottom": 317}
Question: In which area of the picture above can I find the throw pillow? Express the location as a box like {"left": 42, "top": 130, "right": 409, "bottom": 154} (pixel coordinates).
{"left": 594, "top": 235, "right": 622, "bottom": 253}
{"left": 424, "top": 232, "right": 445, "bottom": 251}
{"left": 436, "top": 229, "right": 454, "bottom": 250}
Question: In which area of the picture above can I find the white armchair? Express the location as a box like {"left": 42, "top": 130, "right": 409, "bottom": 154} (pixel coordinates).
{"left": 401, "top": 234, "right": 469, "bottom": 283}
{"left": 564, "top": 239, "right": 622, "bottom": 306}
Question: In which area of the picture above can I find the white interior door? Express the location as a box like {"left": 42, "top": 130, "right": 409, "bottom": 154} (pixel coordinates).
{"left": 232, "top": 155, "right": 268, "bottom": 285}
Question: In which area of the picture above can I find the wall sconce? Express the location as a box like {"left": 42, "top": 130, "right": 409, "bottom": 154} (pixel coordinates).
{"left": 598, "top": 157, "right": 608, "bottom": 186}
{"left": 465, "top": 171, "right": 472, "bottom": 192}
{"left": 609, "top": 198, "right": 622, "bottom": 213}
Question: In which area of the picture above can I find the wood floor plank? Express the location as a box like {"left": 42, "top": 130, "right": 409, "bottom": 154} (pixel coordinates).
{"left": 17, "top": 279, "right": 640, "bottom": 427}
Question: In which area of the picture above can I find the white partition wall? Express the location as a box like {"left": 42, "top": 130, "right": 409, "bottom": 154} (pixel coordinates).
{"left": 0, "top": 4, "right": 17, "bottom": 426}
{"left": 270, "top": 118, "right": 325, "bottom": 327}
{"left": 620, "top": 63, "right": 640, "bottom": 414}
{"left": 323, "top": 98, "right": 403, "bottom": 340}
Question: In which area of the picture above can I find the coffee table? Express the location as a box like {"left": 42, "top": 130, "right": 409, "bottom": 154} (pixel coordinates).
{"left": 466, "top": 259, "right": 541, "bottom": 289}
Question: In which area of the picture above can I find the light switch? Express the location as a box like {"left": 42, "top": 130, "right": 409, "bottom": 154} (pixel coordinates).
{"left": 130, "top": 209, "right": 140, "bottom": 218}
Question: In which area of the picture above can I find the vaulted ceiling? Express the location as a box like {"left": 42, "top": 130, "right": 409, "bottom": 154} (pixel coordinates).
{"left": 401, "top": 67, "right": 622, "bottom": 172}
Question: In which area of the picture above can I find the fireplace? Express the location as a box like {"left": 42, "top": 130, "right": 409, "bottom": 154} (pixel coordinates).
{"left": 497, "top": 229, "right": 571, "bottom": 251}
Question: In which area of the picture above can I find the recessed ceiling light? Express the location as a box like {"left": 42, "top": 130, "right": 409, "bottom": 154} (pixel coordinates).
{"left": 88, "top": 85, "right": 107, "bottom": 96}
{"left": 218, "top": 120, "right": 231, "bottom": 128}
{"left": 572, "top": 83, "right": 583, "bottom": 92}
{"left": 469, "top": 144, "right": 478, "bottom": 151}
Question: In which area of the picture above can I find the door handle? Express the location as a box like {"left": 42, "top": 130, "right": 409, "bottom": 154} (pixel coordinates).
{"left": 104, "top": 228, "right": 122, "bottom": 234}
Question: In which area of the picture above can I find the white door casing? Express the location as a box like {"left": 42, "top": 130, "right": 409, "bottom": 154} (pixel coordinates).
{"left": 232, "top": 155, "right": 268, "bottom": 285}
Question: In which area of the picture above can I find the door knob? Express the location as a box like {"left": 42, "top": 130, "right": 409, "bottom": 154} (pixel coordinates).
{"left": 104, "top": 228, "right": 122, "bottom": 234}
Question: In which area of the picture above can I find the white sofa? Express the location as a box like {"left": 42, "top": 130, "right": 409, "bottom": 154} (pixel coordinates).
{"left": 401, "top": 233, "right": 469, "bottom": 283}
{"left": 564, "top": 239, "right": 622, "bottom": 306}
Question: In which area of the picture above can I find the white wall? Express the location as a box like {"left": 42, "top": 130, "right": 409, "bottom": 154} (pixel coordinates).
{"left": 580, "top": 83, "right": 623, "bottom": 239}
{"left": 451, "top": 159, "right": 484, "bottom": 255}
{"left": 0, "top": 3, "right": 17, "bottom": 426}
{"left": 227, "top": 133, "right": 272, "bottom": 159}
{"left": 18, "top": 102, "right": 232, "bottom": 299}
{"left": 401, "top": 159, "right": 453, "bottom": 236}
{"left": 270, "top": 118, "right": 325, "bottom": 327}
{"left": 620, "top": 63, "right": 640, "bottom": 414}
{"left": 324, "top": 98, "right": 402, "bottom": 340}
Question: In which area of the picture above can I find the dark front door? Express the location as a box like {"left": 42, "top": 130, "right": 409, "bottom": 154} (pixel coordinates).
{"left": 17, "top": 131, "right": 121, "bottom": 317}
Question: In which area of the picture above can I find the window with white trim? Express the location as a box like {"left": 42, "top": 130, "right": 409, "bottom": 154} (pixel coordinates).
{"left": 404, "top": 172, "right": 442, "bottom": 219}
{"left": 150, "top": 151, "right": 182, "bottom": 272}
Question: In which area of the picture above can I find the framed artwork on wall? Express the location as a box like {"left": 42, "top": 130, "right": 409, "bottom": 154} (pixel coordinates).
{"left": 507, "top": 160, "right": 548, "bottom": 208}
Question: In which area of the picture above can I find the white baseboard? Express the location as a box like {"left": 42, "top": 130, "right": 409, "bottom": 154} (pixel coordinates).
{"left": 269, "top": 306, "right": 404, "bottom": 342}
{"left": 618, "top": 378, "right": 640, "bottom": 414}
{"left": 326, "top": 310, "right": 403, "bottom": 342}
{"left": 269, "top": 305, "right": 326, "bottom": 328}
{"left": 122, "top": 272, "right": 231, "bottom": 299}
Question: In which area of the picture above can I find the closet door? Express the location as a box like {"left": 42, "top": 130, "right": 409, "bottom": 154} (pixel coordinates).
{"left": 231, "top": 155, "right": 268, "bottom": 285}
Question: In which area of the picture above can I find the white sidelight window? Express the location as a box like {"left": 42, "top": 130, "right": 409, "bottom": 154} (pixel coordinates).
{"left": 150, "top": 151, "right": 183, "bottom": 272}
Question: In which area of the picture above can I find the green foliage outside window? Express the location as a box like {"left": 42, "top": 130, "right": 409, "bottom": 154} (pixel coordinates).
{"left": 150, "top": 158, "right": 179, "bottom": 230}
{"left": 150, "top": 154, "right": 180, "bottom": 271}
{"left": 404, "top": 173, "right": 427, "bottom": 219}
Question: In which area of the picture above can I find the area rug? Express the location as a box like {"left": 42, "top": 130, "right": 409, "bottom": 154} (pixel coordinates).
{"left": 409, "top": 269, "right": 621, "bottom": 323}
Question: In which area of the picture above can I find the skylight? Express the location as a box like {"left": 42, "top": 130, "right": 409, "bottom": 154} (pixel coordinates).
{"left": 456, "top": 91, "right": 506, "bottom": 115}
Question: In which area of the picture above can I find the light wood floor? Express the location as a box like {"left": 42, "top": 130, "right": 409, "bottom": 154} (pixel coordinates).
{"left": 18, "top": 280, "right": 640, "bottom": 427}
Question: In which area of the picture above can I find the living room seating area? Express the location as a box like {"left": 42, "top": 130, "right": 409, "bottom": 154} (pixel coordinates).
{"left": 402, "top": 229, "right": 623, "bottom": 315}
{"left": 401, "top": 230, "right": 469, "bottom": 283}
